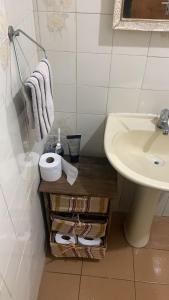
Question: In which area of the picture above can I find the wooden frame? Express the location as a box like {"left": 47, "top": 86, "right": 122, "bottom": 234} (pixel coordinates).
{"left": 113, "top": 0, "right": 169, "bottom": 31}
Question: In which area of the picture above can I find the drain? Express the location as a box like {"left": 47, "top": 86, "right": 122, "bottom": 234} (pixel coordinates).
{"left": 147, "top": 155, "right": 165, "bottom": 167}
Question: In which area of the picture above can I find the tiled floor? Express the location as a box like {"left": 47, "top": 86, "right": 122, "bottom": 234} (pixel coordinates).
{"left": 38, "top": 213, "right": 169, "bottom": 300}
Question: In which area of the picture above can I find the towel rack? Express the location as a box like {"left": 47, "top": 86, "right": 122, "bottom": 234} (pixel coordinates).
{"left": 8, "top": 25, "right": 47, "bottom": 85}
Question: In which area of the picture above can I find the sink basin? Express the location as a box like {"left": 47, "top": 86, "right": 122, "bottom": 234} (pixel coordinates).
{"left": 104, "top": 113, "right": 169, "bottom": 191}
{"left": 104, "top": 113, "right": 168, "bottom": 247}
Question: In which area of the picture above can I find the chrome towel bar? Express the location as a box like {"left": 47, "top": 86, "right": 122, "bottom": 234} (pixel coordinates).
{"left": 8, "top": 25, "right": 47, "bottom": 85}
{"left": 8, "top": 25, "right": 47, "bottom": 58}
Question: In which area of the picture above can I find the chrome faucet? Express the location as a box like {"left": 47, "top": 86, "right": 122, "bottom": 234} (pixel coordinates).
{"left": 157, "top": 108, "right": 169, "bottom": 135}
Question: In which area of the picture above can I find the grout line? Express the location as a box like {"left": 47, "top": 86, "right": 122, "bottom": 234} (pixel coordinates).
{"left": 77, "top": 273, "right": 134, "bottom": 282}
{"left": 45, "top": 266, "right": 169, "bottom": 287}
{"left": 37, "top": 10, "right": 114, "bottom": 16}
{"left": 136, "top": 31, "right": 153, "bottom": 112}
{"left": 134, "top": 280, "right": 169, "bottom": 286}
{"left": 140, "top": 31, "right": 152, "bottom": 90}
{"left": 105, "top": 27, "right": 114, "bottom": 114}
{"left": 81, "top": 259, "right": 84, "bottom": 276}
{"left": 77, "top": 259, "right": 83, "bottom": 300}
{"left": 132, "top": 248, "right": 137, "bottom": 300}
{"left": 44, "top": 270, "right": 81, "bottom": 276}
{"left": 44, "top": 48, "right": 169, "bottom": 58}
{"left": 144, "top": 246, "right": 169, "bottom": 252}
{"left": 78, "top": 274, "right": 82, "bottom": 300}
{"left": 51, "top": 79, "right": 169, "bottom": 92}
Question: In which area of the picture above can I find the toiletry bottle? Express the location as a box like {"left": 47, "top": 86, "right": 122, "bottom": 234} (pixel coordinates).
{"left": 55, "top": 128, "right": 64, "bottom": 157}
{"left": 67, "top": 135, "right": 81, "bottom": 163}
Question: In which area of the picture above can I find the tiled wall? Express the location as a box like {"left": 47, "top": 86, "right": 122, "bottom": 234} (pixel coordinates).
{"left": 0, "top": 0, "right": 45, "bottom": 299}
{"left": 34, "top": 0, "right": 169, "bottom": 216}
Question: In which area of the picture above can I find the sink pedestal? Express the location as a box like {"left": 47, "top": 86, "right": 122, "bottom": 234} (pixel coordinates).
{"left": 124, "top": 185, "right": 160, "bottom": 248}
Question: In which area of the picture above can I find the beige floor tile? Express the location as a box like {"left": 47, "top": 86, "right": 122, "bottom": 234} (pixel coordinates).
{"left": 146, "top": 217, "right": 169, "bottom": 251}
{"left": 44, "top": 256, "right": 82, "bottom": 274}
{"left": 79, "top": 276, "right": 135, "bottom": 300}
{"left": 135, "top": 282, "right": 169, "bottom": 300}
{"left": 134, "top": 248, "right": 169, "bottom": 284}
{"left": 82, "top": 214, "right": 134, "bottom": 280}
{"left": 82, "top": 216, "right": 134, "bottom": 280}
{"left": 38, "top": 272, "right": 80, "bottom": 300}
{"left": 82, "top": 246, "right": 134, "bottom": 280}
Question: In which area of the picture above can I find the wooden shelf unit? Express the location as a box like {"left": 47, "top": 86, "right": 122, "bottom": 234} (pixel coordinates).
{"left": 39, "top": 156, "right": 117, "bottom": 259}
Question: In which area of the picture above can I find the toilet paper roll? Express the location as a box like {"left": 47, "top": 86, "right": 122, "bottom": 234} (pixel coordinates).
{"left": 55, "top": 233, "right": 77, "bottom": 245}
{"left": 78, "top": 237, "right": 102, "bottom": 247}
{"left": 39, "top": 153, "right": 62, "bottom": 182}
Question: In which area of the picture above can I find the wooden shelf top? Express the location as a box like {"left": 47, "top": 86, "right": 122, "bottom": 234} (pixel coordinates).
{"left": 39, "top": 156, "right": 117, "bottom": 198}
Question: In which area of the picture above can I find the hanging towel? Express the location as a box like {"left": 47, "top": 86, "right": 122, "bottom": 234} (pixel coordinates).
{"left": 25, "top": 59, "right": 54, "bottom": 141}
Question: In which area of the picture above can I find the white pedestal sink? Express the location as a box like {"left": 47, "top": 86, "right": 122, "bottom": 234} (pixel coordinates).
{"left": 104, "top": 113, "right": 169, "bottom": 248}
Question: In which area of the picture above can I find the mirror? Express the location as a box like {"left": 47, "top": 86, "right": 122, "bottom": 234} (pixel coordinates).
{"left": 113, "top": 0, "right": 169, "bottom": 31}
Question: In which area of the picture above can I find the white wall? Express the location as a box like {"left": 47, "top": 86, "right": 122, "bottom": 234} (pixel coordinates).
{"left": 0, "top": 0, "right": 45, "bottom": 299}
{"left": 34, "top": 0, "right": 169, "bottom": 216}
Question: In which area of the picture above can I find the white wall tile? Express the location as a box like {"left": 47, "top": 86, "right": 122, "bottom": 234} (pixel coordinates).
{"left": 156, "top": 192, "right": 169, "bottom": 216}
{"left": 51, "top": 112, "right": 76, "bottom": 137}
{"left": 77, "top": 114, "right": 105, "bottom": 156}
{"left": 113, "top": 30, "right": 150, "bottom": 56}
{"left": 47, "top": 51, "right": 76, "bottom": 84}
{"left": 0, "top": 281, "right": 11, "bottom": 300}
{"left": 12, "top": 243, "right": 32, "bottom": 300}
{"left": 161, "top": 197, "right": 169, "bottom": 216}
{"left": 39, "top": 12, "right": 76, "bottom": 51}
{"left": 110, "top": 54, "right": 147, "bottom": 88}
{"left": 4, "top": 239, "right": 24, "bottom": 296}
{"left": 77, "top": 13, "right": 112, "bottom": 53}
{"left": 5, "top": 0, "right": 32, "bottom": 26}
{"left": 143, "top": 57, "right": 169, "bottom": 90}
{"left": 0, "top": 41, "right": 10, "bottom": 106}
{"left": 54, "top": 84, "right": 76, "bottom": 112}
{"left": 77, "top": 53, "right": 111, "bottom": 86}
{"left": 0, "top": 186, "right": 16, "bottom": 278}
{"left": 0, "top": 106, "right": 22, "bottom": 208}
{"left": 77, "top": 0, "right": 113, "bottom": 14}
{"left": 107, "top": 88, "right": 140, "bottom": 113}
{"left": 21, "top": 12, "right": 37, "bottom": 60}
{"left": 138, "top": 89, "right": 169, "bottom": 114}
{"left": 0, "top": 1, "right": 45, "bottom": 300}
{"left": 148, "top": 32, "right": 169, "bottom": 57}
{"left": 32, "top": 0, "right": 38, "bottom": 11}
{"left": 37, "top": 0, "right": 76, "bottom": 12}
{"left": 77, "top": 85, "right": 108, "bottom": 114}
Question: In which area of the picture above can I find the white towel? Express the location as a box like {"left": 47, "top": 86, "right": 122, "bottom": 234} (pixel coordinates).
{"left": 25, "top": 59, "right": 54, "bottom": 141}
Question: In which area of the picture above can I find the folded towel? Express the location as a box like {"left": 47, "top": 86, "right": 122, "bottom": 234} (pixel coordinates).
{"left": 25, "top": 59, "right": 54, "bottom": 141}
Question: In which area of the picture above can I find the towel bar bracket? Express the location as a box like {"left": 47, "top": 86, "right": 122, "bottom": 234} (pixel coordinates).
{"left": 8, "top": 26, "right": 19, "bottom": 41}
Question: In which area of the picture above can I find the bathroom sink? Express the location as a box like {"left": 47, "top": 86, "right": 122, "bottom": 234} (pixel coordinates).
{"left": 104, "top": 113, "right": 169, "bottom": 248}
{"left": 104, "top": 113, "right": 169, "bottom": 191}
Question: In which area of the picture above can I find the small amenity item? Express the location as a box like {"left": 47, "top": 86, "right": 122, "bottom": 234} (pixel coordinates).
{"left": 45, "top": 136, "right": 57, "bottom": 153}
{"left": 67, "top": 135, "right": 81, "bottom": 163}
{"left": 55, "top": 128, "right": 64, "bottom": 156}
